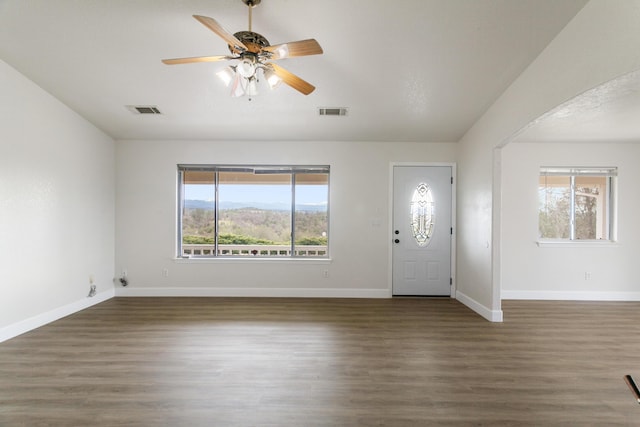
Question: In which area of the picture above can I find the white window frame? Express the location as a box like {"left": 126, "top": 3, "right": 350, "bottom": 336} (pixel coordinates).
{"left": 537, "top": 167, "right": 617, "bottom": 246}
{"left": 177, "top": 164, "right": 330, "bottom": 259}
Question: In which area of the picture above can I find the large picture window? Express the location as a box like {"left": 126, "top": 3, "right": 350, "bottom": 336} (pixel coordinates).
{"left": 538, "top": 167, "right": 616, "bottom": 241}
{"left": 178, "top": 165, "right": 329, "bottom": 258}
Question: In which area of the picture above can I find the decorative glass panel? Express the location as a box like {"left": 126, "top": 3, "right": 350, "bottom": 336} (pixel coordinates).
{"left": 410, "top": 183, "right": 434, "bottom": 247}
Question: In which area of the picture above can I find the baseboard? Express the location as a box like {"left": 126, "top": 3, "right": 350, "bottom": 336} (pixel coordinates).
{"left": 115, "top": 286, "right": 390, "bottom": 299}
{"left": 1, "top": 286, "right": 506, "bottom": 343}
{"left": 0, "top": 289, "right": 115, "bottom": 343}
{"left": 502, "top": 290, "right": 640, "bottom": 301}
{"left": 456, "top": 290, "right": 503, "bottom": 322}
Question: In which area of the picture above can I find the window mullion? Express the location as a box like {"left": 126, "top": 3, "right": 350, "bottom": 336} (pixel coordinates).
{"left": 291, "top": 173, "right": 296, "bottom": 257}
{"left": 178, "top": 170, "right": 185, "bottom": 257}
{"left": 607, "top": 176, "right": 614, "bottom": 240}
{"left": 570, "top": 175, "right": 576, "bottom": 240}
{"left": 214, "top": 170, "right": 219, "bottom": 256}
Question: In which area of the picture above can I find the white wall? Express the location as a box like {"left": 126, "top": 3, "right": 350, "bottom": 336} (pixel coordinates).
{"left": 115, "top": 140, "right": 456, "bottom": 297}
{"left": 5, "top": 0, "right": 640, "bottom": 333}
{"left": 0, "top": 60, "right": 115, "bottom": 341}
{"left": 501, "top": 142, "right": 640, "bottom": 300}
{"left": 456, "top": 0, "right": 640, "bottom": 321}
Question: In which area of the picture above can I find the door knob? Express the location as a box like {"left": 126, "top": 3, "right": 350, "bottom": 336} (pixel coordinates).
{"left": 394, "top": 230, "right": 399, "bottom": 234}
{"left": 394, "top": 239, "right": 400, "bottom": 244}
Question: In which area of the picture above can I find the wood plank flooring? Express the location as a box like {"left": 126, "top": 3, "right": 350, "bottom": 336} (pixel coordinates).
{"left": 1, "top": 297, "right": 639, "bottom": 426}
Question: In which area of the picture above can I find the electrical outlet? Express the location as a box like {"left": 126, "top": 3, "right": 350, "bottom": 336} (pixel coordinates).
{"left": 322, "top": 270, "right": 329, "bottom": 278}
{"left": 89, "top": 274, "right": 94, "bottom": 284}
{"left": 584, "top": 272, "right": 592, "bottom": 280}
{"left": 162, "top": 268, "right": 169, "bottom": 278}
{"left": 119, "top": 269, "right": 129, "bottom": 287}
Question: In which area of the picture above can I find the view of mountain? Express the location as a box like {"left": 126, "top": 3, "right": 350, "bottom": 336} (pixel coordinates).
{"left": 185, "top": 199, "right": 327, "bottom": 212}
{"left": 182, "top": 200, "right": 328, "bottom": 245}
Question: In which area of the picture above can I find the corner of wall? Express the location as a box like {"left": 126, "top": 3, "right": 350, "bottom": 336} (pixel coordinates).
{"left": 0, "top": 290, "right": 115, "bottom": 344}
{"left": 456, "top": 290, "right": 503, "bottom": 322}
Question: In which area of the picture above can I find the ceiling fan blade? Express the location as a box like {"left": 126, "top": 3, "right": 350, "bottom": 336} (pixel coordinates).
{"left": 193, "top": 15, "right": 247, "bottom": 53}
{"left": 264, "top": 39, "right": 323, "bottom": 60}
{"left": 162, "top": 55, "right": 233, "bottom": 65}
{"left": 269, "top": 63, "right": 315, "bottom": 95}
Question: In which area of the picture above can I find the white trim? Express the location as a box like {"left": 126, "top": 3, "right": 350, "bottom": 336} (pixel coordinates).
{"left": 492, "top": 147, "right": 503, "bottom": 311}
{"left": 389, "top": 162, "right": 457, "bottom": 297}
{"left": 115, "top": 286, "right": 389, "bottom": 299}
{"left": 502, "top": 290, "right": 640, "bottom": 301}
{"left": 174, "top": 257, "right": 332, "bottom": 264}
{"left": 536, "top": 240, "right": 617, "bottom": 248}
{"left": 0, "top": 289, "right": 115, "bottom": 343}
{"left": 456, "top": 290, "right": 504, "bottom": 322}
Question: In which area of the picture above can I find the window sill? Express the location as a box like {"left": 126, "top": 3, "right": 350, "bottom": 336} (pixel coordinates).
{"left": 174, "top": 257, "right": 332, "bottom": 264}
{"left": 536, "top": 240, "right": 617, "bottom": 248}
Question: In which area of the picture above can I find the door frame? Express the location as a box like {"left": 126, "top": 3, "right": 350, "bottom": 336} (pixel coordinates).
{"left": 388, "top": 162, "right": 457, "bottom": 298}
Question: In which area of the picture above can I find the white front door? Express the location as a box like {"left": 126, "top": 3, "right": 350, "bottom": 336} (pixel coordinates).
{"left": 392, "top": 166, "right": 452, "bottom": 296}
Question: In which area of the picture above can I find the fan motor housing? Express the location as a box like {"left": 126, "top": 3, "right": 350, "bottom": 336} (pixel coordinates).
{"left": 232, "top": 31, "right": 270, "bottom": 54}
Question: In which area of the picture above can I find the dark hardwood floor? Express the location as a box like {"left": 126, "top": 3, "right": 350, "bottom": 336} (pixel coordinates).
{"left": 1, "top": 297, "right": 639, "bottom": 426}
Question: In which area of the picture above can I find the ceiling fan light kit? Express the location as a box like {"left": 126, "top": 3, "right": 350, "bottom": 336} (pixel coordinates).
{"left": 162, "top": 0, "right": 322, "bottom": 98}
{"left": 216, "top": 66, "right": 235, "bottom": 86}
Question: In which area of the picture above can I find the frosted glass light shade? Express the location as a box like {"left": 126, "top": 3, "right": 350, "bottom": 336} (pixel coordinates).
{"left": 216, "top": 67, "right": 235, "bottom": 86}
{"left": 236, "top": 59, "right": 256, "bottom": 78}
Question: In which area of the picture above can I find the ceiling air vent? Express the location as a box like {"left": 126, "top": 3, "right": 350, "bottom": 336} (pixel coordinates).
{"left": 318, "top": 107, "right": 348, "bottom": 116}
{"left": 126, "top": 105, "right": 162, "bottom": 115}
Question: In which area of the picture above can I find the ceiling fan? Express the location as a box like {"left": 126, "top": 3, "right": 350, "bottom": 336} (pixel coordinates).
{"left": 162, "top": 0, "right": 323, "bottom": 97}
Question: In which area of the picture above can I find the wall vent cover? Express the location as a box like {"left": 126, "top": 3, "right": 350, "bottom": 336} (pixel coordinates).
{"left": 318, "top": 107, "right": 348, "bottom": 116}
{"left": 126, "top": 105, "right": 162, "bottom": 115}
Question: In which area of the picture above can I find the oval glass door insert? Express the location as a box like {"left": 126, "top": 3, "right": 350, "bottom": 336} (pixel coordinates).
{"left": 410, "top": 182, "right": 435, "bottom": 247}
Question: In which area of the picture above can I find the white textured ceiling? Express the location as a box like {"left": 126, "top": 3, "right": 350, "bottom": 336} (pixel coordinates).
{"left": 0, "top": 0, "right": 588, "bottom": 142}
{"left": 514, "top": 69, "right": 640, "bottom": 143}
